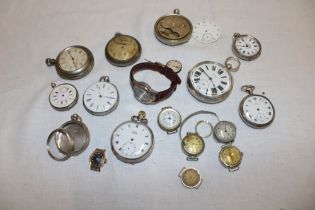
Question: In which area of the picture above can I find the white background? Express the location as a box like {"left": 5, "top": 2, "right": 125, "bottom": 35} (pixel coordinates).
{"left": 0, "top": 0, "right": 314, "bottom": 209}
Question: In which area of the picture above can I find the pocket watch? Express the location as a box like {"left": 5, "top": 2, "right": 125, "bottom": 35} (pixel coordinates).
{"left": 49, "top": 82, "right": 79, "bottom": 111}
{"left": 154, "top": 9, "right": 193, "bottom": 46}
{"left": 213, "top": 121, "right": 237, "bottom": 144}
{"left": 111, "top": 111, "right": 154, "bottom": 164}
{"left": 219, "top": 145, "right": 243, "bottom": 171}
{"left": 89, "top": 148, "right": 107, "bottom": 172}
{"left": 105, "top": 33, "right": 141, "bottom": 67}
{"left": 232, "top": 33, "right": 262, "bottom": 61}
{"left": 83, "top": 76, "right": 119, "bottom": 116}
{"left": 181, "top": 133, "right": 205, "bottom": 161}
{"left": 239, "top": 85, "right": 275, "bottom": 128}
{"left": 46, "top": 45, "right": 94, "bottom": 79}
{"left": 47, "top": 114, "right": 90, "bottom": 161}
{"left": 178, "top": 167, "right": 202, "bottom": 189}
{"left": 157, "top": 106, "right": 181, "bottom": 134}
{"left": 187, "top": 57, "right": 240, "bottom": 103}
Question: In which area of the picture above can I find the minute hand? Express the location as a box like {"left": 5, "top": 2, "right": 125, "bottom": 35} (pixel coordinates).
{"left": 200, "top": 70, "right": 216, "bottom": 87}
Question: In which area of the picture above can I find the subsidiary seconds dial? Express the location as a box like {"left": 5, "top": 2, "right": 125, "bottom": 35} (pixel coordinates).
{"left": 187, "top": 61, "right": 233, "bottom": 103}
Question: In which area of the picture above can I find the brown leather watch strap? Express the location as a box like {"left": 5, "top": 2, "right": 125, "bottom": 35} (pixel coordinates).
{"left": 130, "top": 62, "right": 181, "bottom": 102}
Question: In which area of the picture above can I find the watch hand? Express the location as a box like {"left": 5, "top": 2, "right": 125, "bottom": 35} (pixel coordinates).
{"left": 114, "top": 40, "right": 127, "bottom": 45}
{"left": 200, "top": 69, "right": 216, "bottom": 88}
{"left": 67, "top": 50, "right": 77, "bottom": 68}
{"left": 103, "top": 96, "right": 116, "bottom": 99}
{"left": 160, "top": 23, "right": 180, "bottom": 37}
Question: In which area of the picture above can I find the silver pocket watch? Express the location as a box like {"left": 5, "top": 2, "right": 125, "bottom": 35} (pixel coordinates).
{"left": 83, "top": 76, "right": 119, "bottom": 116}
{"left": 187, "top": 57, "right": 241, "bottom": 103}
{"left": 232, "top": 33, "right": 262, "bottom": 61}
{"left": 46, "top": 45, "right": 94, "bottom": 79}
{"left": 239, "top": 85, "right": 275, "bottom": 128}
{"left": 49, "top": 82, "right": 79, "bottom": 111}
{"left": 111, "top": 111, "right": 154, "bottom": 164}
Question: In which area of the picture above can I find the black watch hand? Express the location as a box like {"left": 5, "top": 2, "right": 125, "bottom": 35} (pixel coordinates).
{"left": 67, "top": 50, "right": 77, "bottom": 68}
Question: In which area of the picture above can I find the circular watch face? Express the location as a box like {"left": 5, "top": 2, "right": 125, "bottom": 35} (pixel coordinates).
{"left": 213, "top": 121, "right": 237, "bottom": 144}
{"left": 105, "top": 34, "right": 141, "bottom": 66}
{"left": 193, "top": 21, "right": 221, "bottom": 43}
{"left": 219, "top": 145, "right": 243, "bottom": 170}
{"left": 182, "top": 133, "right": 205, "bottom": 157}
{"left": 232, "top": 33, "right": 261, "bottom": 61}
{"left": 49, "top": 83, "right": 78, "bottom": 111}
{"left": 180, "top": 168, "right": 202, "bottom": 189}
{"left": 154, "top": 10, "right": 193, "bottom": 46}
{"left": 83, "top": 79, "right": 119, "bottom": 116}
{"left": 111, "top": 121, "right": 154, "bottom": 164}
{"left": 187, "top": 61, "right": 233, "bottom": 103}
{"left": 55, "top": 45, "right": 94, "bottom": 79}
{"left": 158, "top": 107, "right": 181, "bottom": 133}
{"left": 239, "top": 94, "right": 275, "bottom": 128}
{"left": 166, "top": 60, "right": 182, "bottom": 73}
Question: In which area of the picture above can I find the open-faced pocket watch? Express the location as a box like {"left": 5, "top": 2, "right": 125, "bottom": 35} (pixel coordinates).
{"left": 157, "top": 106, "right": 182, "bottom": 134}
{"left": 83, "top": 76, "right": 119, "bottom": 116}
{"left": 46, "top": 45, "right": 94, "bottom": 79}
{"left": 49, "top": 82, "right": 79, "bottom": 111}
{"left": 232, "top": 33, "right": 262, "bottom": 61}
{"left": 219, "top": 144, "right": 243, "bottom": 171}
{"left": 239, "top": 85, "right": 275, "bottom": 128}
{"left": 111, "top": 111, "right": 154, "bottom": 164}
{"left": 179, "top": 167, "right": 202, "bottom": 189}
{"left": 187, "top": 57, "right": 241, "bottom": 103}
{"left": 47, "top": 114, "right": 90, "bottom": 161}
{"left": 105, "top": 33, "right": 141, "bottom": 67}
{"left": 154, "top": 9, "right": 193, "bottom": 46}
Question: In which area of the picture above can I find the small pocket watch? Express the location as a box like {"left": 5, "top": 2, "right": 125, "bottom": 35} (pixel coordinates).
{"left": 232, "top": 33, "right": 262, "bottom": 61}
{"left": 49, "top": 82, "right": 78, "bottom": 111}
{"left": 213, "top": 121, "right": 237, "bottom": 144}
{"left": 111, "top": 111, "right": 154, "bottom": 164}
{"left": 179, "top": 167, "right": 202, "bottom": 189}
{"left": 89, "top": 148, "right": 107, "bottom": 172}
{"left": 154, "top": 9, "right": 193, "bottom": 46}
{"left": 187, "top": 57, "right": 240, "bottom": 103}
{"left": 219, "top": 145, "right": 243, "bottom": 171}
{"left": 83, "top": 76, "right": 119, "bottom": 116}
{"left": 181, "top": 133, "right": 205, "bottom": 161}
{"left": 105, "top": 33, "right": 141, "bottom": 67}
{"left": 239, "top": 85, "right": 275, "bottom": 128}
{"left": 46, "top": 45, "right": 94, "bottom": 79}
{"left": 157, "top": 106, "right": 181, "bottom": 134}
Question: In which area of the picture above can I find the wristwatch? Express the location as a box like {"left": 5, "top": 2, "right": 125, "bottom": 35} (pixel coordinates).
{"left": 89, "top": 148, "right": 107, "bottom": 172}
{"left": 130, "top": 62, "right": 181, "bottom": 104}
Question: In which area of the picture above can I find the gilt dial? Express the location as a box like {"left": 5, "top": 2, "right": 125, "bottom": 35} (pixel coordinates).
{"left": 179, "top": 167, "right": 202, "bottom": 189}
{"left": 49, "top": 83, "right": 78, "bottom": 111}
{"left": 111, "top": 120, "right": 154, "bottom": 164}
{"left": 182, "top": 133, "right": 205, "bottom": 157}
{"left": 188, "top": 61, "right": 233, "bottom": 103}
{"left": 219, "top": 145, "right": 243, "bottom": 170}
{"left": 232, "top": 33, "right": 261, "bottom": 60}
{"left": 214, "top": 121, "right": 237, "bottom": 144}
{"left": 83, "top": 77, "right": 119, "bottom": 116}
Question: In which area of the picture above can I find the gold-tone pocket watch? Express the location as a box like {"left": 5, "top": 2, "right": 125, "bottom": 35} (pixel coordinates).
{"left": 105, "top": 33, "right": 141, "bottom": 67}
{"left": 154, "top": 9, "right": 193, "bottom": 46}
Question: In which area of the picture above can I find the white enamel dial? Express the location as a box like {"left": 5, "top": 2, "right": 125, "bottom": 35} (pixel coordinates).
{"left": 111, "top": 121, "right": 154, "bottom": 163}
{"left": 233, "top": 34, "right": 261, "bottom": 60}
{"left": 193, "top": 21, "right": 221, "bottom": 43}
{"left": 158, "top": 107, "right": 181, "bottom": 133}
{"left": 188, "top": 61, "right": 232, "bottom": 103}
{"left": 214, "top": 121, "right": 237, "bottom": 143}
{"left": 83, "top": 78, "right": 119, "bottom": 115}
{"left": 241, "top": 95, "right": 274, "bottom": 127}
{"left": 49, "top": 83, "right": 78, "bottom": 110}
{"left": 58, "top": 46, "right": 88, "bottom": 72}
